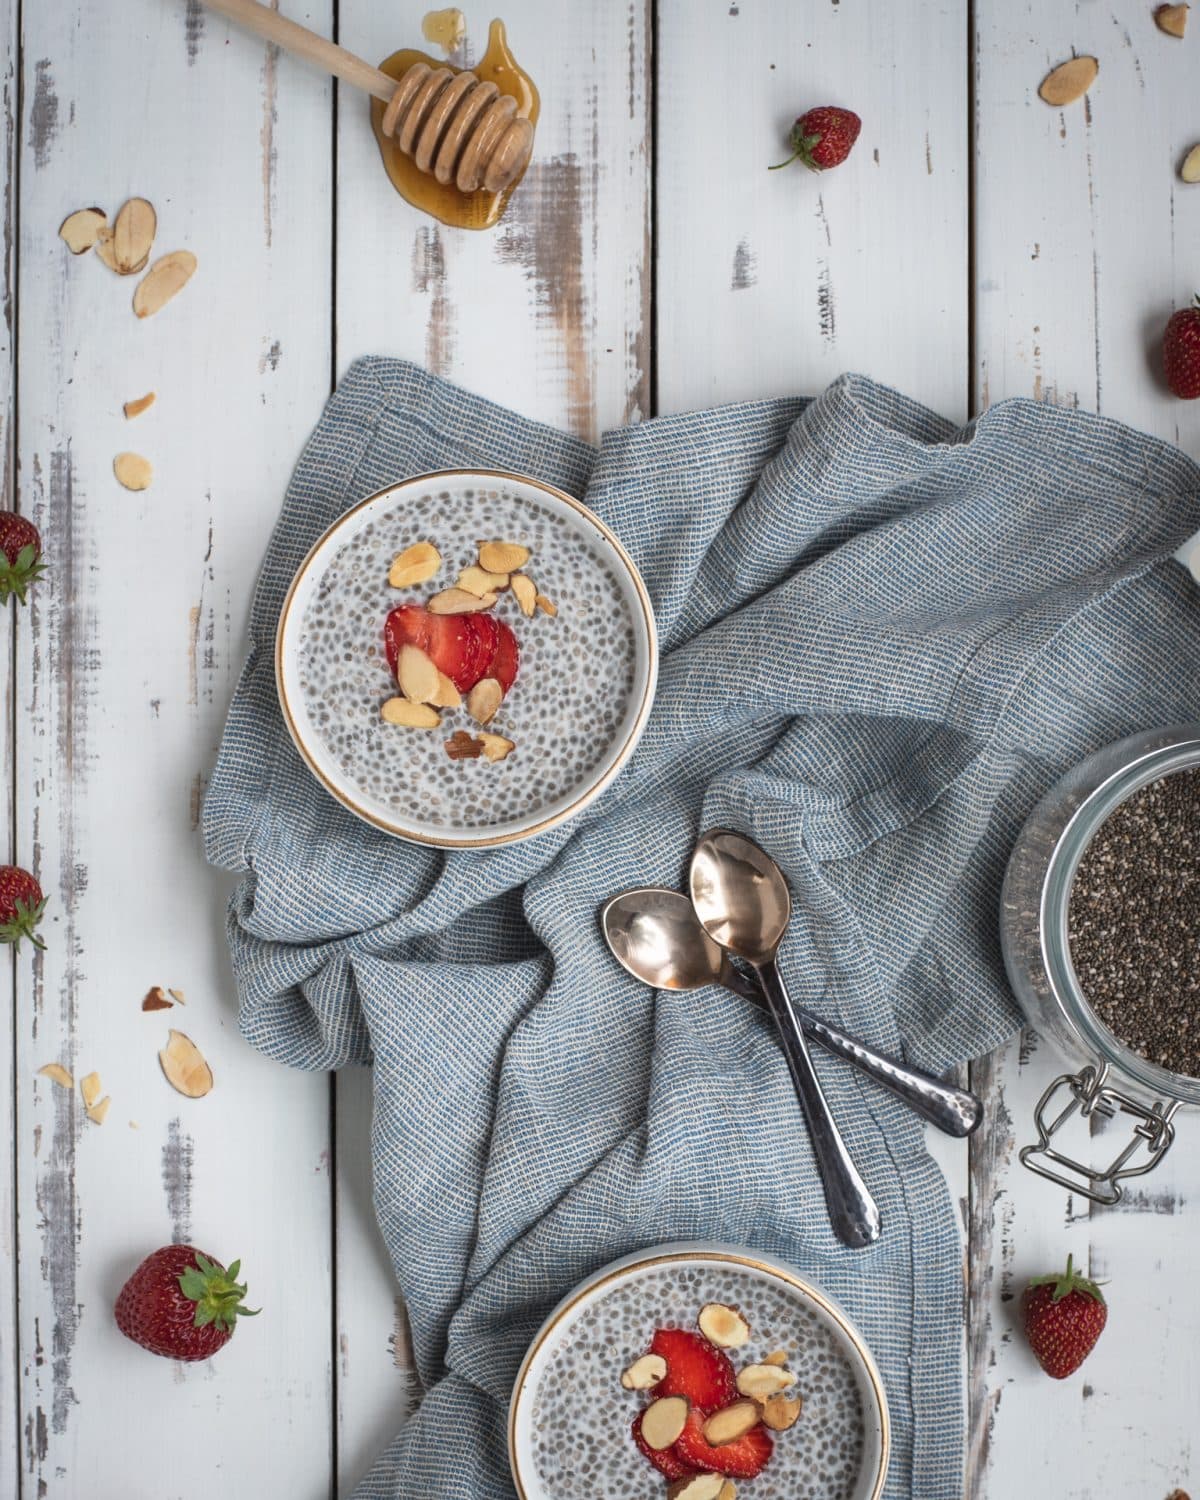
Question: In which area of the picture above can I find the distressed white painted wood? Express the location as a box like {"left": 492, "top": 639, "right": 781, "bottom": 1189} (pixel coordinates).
{"left": 0, "top": 0, "right": 17, "bottom": 1488}
{"left": 12, "top": 0, "right": 335, "bottom": 1493}
{"left": 973, "top": 4, "right": 1200, "bottom": 1496}
{"left": 655, "top": 0, "right": 969, "bottom": 423}
{"left": 331, "top": 3, "right": 651, "bottom": 1486}
{"left": 5, "top": 1, "right": 1200, "bottom": 1496}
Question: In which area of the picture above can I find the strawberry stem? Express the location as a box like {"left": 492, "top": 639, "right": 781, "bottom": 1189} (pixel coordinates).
{"left": 177, "top": 1252, "right": 261, "bottom": 1333}
{"left": 0, "top": 895, "right": 47, "bottom": 951}
{"left": 1027, "top": 1253, "right": 1106, "bottom": 1305}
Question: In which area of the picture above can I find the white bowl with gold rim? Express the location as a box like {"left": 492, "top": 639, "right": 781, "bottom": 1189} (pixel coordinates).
{"left": 509, "top": 1243, "right": 890, "bottom": 1500}
{"left": 276, "top": 469, "right": 657, "bottom": 849}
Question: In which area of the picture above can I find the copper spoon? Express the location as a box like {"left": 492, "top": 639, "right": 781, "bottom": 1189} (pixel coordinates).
{"left": 690, "top": 829, "right": 882, "bottom": 1248}
{"left": 601, "top": 887, "right": 982, "bottom": 1138}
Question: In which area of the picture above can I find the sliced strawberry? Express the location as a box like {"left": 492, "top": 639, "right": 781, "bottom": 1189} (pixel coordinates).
{"left": 465, "top": 613, "right": 500, "bottom": 688}
{"left": 672, "top": 1406, "right": 773, "bottom": 1479}
{"left": 650, "top": 1329, "right": 737, "bottom": 1409}
{"left": 488, "top": 617, "right": 520, "bottom": 692}
{"left": 425, "top": 612, "right": 480, "bottom": 692}
{"left": 631, "top": 1410, "right": 698, "bottom": 1482}
{"left": 384, "top": 603, "right": 430, "bottom": 676}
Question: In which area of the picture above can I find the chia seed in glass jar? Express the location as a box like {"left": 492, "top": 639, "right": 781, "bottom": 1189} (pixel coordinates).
{"left": 1067, "top": 766, "right": 1200, "bottom": 1078}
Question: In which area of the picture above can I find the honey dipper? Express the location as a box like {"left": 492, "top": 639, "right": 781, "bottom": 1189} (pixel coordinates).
{"left": 201, "top": 0, "right": 535, "bottom": 193}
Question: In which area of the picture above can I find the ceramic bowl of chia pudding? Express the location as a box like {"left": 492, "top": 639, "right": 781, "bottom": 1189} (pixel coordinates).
{"left": 276, "top": 469, "right": 657, "bottom": 848}
{"left": 509, "top": 1244, "right": 890, "bottom": 1500}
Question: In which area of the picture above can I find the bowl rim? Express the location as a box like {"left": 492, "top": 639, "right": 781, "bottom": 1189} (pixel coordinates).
{"left": 275, "top": 467, "right": 658, "bottom": 849}
{"left": 507, "top": 1241, "right": 891, "bottom": 1500}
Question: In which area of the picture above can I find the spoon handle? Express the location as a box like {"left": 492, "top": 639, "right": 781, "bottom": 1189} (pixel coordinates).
{"left": 797, "top": 1009, "right": 983, "bottom": 1137}
{"left": 757, "top": 959, "right": 882, "bottom": 1249}
{"left": 728, "top": 964, "right": 981, "bottom": 1137}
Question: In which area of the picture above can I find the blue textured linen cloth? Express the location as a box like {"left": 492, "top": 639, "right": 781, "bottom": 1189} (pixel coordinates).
{"left": 204, "top": 358, "right": 1200, "bottom": 1499}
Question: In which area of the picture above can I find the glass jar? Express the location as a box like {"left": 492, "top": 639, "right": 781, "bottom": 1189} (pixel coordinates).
{"left": 999, "top": 723, "right": 1200, "bottom": 1204}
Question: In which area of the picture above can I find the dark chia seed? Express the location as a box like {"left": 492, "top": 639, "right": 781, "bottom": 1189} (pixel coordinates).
{"left": 1068, "top": 766, "right": 1200, "bottom": 1077}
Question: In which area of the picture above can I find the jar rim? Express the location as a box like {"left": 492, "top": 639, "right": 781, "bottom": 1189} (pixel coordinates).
{"left": 1042, "top": 731, "right": 1200, "bottom": 1108}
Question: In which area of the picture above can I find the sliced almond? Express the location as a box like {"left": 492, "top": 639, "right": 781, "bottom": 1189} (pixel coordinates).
{"left": 1155, "top": 3, "right": 1189, "bottom": 36}
{"left": 59, "top": 207, "right": 107, "bottom": 254}
{"left": 478, "top": 732, "right": 516, "bottom": 763}
{"left": 1038, "top": 56, "right": 1098, "bottom": 106}
{"left": 428, "top": 587, "right": 497, "bottom": 614}
{"left": 697, "top": 1302, "right": 750, "bottom": 1350}
{"left": 445, "top": 730, "right": 484, "bottom": 760}
{"left": 37, "top": 1062, "right": 74, "bottom": 1089}
{"left": 509, "top": 573, "right": 537, "bottom": 616}
{"left": 168, "top": 987, "right": 186, "bottom": 1005}
{"left": 667, "top": 1478, "right": 727, "bottom": 1500}
{"left": 397, "top": 644, "right": 440, "bottom": 704}
{"left": 388, "top": 541, "right": 442, "bottom": 589}
{"left": 620, "top": 1353, "right": 667, "bottom": 1390}
{"left": 466, "top": 677, "right": 503, "bottom": 725}
{"left": 758, "top": 1392, "right": 803, "bottom": 1432}
{"left": 142, "top": 985, "right": 173, "bottom": 1011}
{"left": 762, "top": 1349, "right": 789, "bottom": 1367}
{"left": 736, "top": 1363, "right": 798, "bottom": 1399}
{"left": 93, "top": 224, "right": 121, "bottom": 273}
{"left": 79, "top": 1072, "right": 102, "bottom": 1108}
{"left": 123, "top": 391, "right": 156, "bottom": 420}
{"left": 114, "top": 452, "right": 153, "bottom": 491}
{"left": 381, "top": 697, "right": 441, "bottom": 728}
{"left": 640, "top": 1395, "right": 689, "bottom": 1451}
{"left": 429, "top": 670, "right": 462, "bottom": 709}
{"left": 158, "top": 1029, "right": 214, "bottom": 1098}
{"left": 86, "top": 1095, "right": 112, "bottom": 1126}
{"left": 133, "top": 249, "right": 197, "bottom": 318}
{"left": 1182, "top": 143, "right": 1200, "bottom": 183}
{"left": 112, "top": 197, "right": 156, "bottom": 274}
{"left": 717, "top": 1485, "right": 736, "bottom": 1500}
{"left": 457, "top": 564, "right": 509, "bottom": 596}
{"left": 534, "top": 592, "right": 557, "bottom": 617}
{"left": 477, "top": 539, "right": 530, "bottom": 573}
{"left": 702, "top": 1400, "right": 760, "bottom": 1446}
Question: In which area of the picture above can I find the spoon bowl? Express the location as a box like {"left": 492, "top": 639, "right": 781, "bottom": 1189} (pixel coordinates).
{"left": 690, "top": 829, "right": 791, "bottom": 962}
{"left": 601, "top": 888, "right": 760, "bottom": 1000}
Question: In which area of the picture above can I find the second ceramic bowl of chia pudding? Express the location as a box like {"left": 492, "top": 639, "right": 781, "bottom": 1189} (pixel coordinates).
{"left": 509, "top": 1243, "right": 890, "bottom": 1500}
{"left": 276, "top": 469, "right": 657, "bottom": 848}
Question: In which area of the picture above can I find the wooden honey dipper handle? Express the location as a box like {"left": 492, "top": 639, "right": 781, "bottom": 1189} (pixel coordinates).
{"left": 199, "top": 0, "right": 535, "bottom": 193}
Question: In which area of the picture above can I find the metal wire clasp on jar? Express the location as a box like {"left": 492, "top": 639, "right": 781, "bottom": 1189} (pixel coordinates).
{"left": 999, "top": 724, "right": 1200, "bottom": 1205}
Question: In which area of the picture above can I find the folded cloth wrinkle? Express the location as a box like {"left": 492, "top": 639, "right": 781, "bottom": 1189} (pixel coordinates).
{"left": 204, "top": 357, "right": 1200, "bottom": 1498}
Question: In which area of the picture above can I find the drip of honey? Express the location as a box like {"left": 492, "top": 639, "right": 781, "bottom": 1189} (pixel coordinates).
{"left": 371, "top": 18, "right": 539, "bottom": 231}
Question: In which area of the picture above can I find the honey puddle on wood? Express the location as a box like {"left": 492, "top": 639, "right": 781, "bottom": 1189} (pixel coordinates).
{"left": 371, "top": 18, "right": 539, "bottom": 231}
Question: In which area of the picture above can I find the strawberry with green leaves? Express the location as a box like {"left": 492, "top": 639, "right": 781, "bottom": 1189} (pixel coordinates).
{"left": 0, "top": 512, "right": 47, "bottom": 604}
{"left": 770, "top": 106, "right": 862, "bottom": 173}
{"left": 115, "top": 1245, "right": 259, "bottom": 1361}
{"left": 1023, "top": 1255, "right": 1107, "bottom": 1379}
{"left": 0, "top": 865, "right": 47, "bottom": 950}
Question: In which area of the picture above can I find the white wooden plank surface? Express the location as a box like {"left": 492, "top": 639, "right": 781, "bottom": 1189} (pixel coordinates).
{"left": 4, "top": 1, "right": 1200, "bottom": 1496}
{"left": 0, "top": 0, "right": 18, "bottom": 1487}
{"left": 331, "top": 3, "right": 651, "bottom": 1487}
{"left": 973, "top": 5, "right": 1200, "bottom": 1496}
{"left": 655, "top": 0, "right": 969, "bottom": 424}
{"left": 13, "top": 1, "right": 336, "bottom": 1493}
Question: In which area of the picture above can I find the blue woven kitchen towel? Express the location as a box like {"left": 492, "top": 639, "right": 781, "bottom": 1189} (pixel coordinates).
{"left": 204, "top": 359, "right": 1200, "bottom": 1499}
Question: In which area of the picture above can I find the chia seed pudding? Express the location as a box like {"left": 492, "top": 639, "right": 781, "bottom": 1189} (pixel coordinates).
{"left": 1068, "top": 766, "right": 1200, "bottom": 1077}
{"left": 528, "top": 1261, "right": 869, "bottom": 1499}
{"left": 296, "top": 482, "right": 638, "bottom": 831}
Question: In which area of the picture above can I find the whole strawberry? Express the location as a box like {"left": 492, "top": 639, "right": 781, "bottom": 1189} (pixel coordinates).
{"left": 0, "top": 511, "right": 46, "bottom": 604}
{"left": 0, "top": 865, "right": 47, "bottom": 950}
{"left": 1023, "top": 1255, "right": 1107, "bottom": 1379}
{"left": 769, "top": 106, "right": 862, "bottom": 172}
{"left": 1164, "top": 294, "right": 1200, "bottom": 399}
{"left": 115, "top": 1245, "right": 258, "bottom": 1361}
